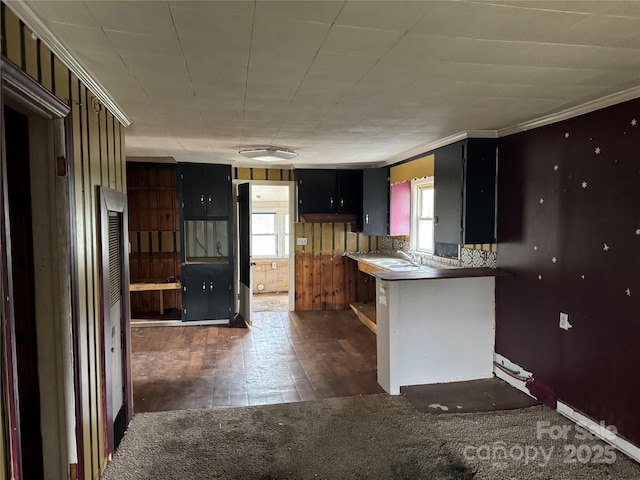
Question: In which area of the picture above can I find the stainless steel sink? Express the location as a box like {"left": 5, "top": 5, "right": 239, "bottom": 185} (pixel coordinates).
{"left": 366, "top": 258, "right": 421, "bottom": 271}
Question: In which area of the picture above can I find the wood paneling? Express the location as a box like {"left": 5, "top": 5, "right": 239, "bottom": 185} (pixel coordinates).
{"left": 293, "top": 221, "right": 380, "bottom": 311}
{"left": 1, "top": 4, "right": 127, "bottom": 478}
{"left": 294, "top": 252, "right": 375, "bottom": 311}
{"left": 126, "top": 163, "right": 180, "bottom": 315}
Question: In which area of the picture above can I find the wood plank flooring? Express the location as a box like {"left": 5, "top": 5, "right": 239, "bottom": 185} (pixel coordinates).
{"left": 131, "top": 309, "right": 383, "bottom": 412}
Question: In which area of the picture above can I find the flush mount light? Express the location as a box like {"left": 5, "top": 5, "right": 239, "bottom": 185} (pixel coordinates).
{"left": 238, "top": 147, "right": 298, "bottom": 162}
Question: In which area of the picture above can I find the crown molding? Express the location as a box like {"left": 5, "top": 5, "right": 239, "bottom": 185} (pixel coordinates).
{"left": 498, "top": 85, "right": 640, "bottom": 137}
{"left": 382, "top": 130, "right": 499, "bottom": 166}
{"left": 6, "top": 0, "right": 131, "bottom": 127}
{"left": 385, "top": 86, "right": 640, "bottom": 167}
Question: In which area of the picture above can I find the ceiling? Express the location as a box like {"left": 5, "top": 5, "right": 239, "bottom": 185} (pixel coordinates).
{"left": 19, "top": 0, "right": 640, "bottom": 167}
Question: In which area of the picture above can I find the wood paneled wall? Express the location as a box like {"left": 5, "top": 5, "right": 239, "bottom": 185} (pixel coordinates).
{"left": 2, "top": 4, "right": 125, "bottom": 480}
{"left": 294, "top": 223, "right": 379, "bottom": 310}
{"left": 127, "top": 163, "right": 180, "bottom": 314}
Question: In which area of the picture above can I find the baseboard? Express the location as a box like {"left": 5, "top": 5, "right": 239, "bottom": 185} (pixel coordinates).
{"left": 493, "top": 352, "right": 640, "bottom": 464}
{"left": 131, "top": 318, "right": 229, "bottom": 327}
{"left": 556, "top": 402, "right": 640, "bottom": 464}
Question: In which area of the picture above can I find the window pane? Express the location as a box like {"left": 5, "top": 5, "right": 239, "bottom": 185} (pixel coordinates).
{"left": 420, "top": 187, "right": 434, "bottom": 218}
{"left": 283, "top": 213, "right": 289, "bottom": 234}
{"left": 252, "top": 235, "right": 276, "bottom": 256}
{"left": 284, "top": 235, "right": 289, "bottom": 256}
{"left": 252, "top": 213, "right": 276, "bottom": 234}
{"left": 417, "top": 219, "right": 434, "bottom": 251}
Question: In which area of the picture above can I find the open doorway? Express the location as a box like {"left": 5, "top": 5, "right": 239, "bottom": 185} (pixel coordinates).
{"left": 234, "top": 180, "right": 294, "bottom": 322}
{"left": 1, "top": 60, "right": 75, "bottom": 480}
{"left": 250, "top": 184, "right": 291, "bottom": 314}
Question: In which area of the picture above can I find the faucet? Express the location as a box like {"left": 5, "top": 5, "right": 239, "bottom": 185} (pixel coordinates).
{"left": 397, "top": 250, "right": 420, "bottom": 266}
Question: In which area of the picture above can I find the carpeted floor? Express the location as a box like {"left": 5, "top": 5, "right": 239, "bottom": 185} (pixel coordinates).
{"left": 103, "top": 394, "right": 640, "bottom": 480}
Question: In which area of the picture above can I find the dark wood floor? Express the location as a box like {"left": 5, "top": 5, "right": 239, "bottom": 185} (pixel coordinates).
{"left": 131, "top": 308, "right": 383, "bottom": 412}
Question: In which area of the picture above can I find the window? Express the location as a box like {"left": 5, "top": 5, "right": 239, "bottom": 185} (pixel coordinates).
{"left": 411, "top": 178, "right": 434, "bottom": 253}
{"left": 251, "top": 210, "right": 290, "bottom": 257}
{"left": 252, "top": 212, "right": 277, "bottom": 256}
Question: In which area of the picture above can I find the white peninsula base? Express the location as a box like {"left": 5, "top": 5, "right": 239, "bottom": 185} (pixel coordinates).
{"left": 376, "top": 275, "right": 496, "bottom": 394}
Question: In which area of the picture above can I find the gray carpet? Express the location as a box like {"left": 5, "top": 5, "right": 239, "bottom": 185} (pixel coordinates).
{"left": 103, "top": 394, "right": 640, "bottom": 479}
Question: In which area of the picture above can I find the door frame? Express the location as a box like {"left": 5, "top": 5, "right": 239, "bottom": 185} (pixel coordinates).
{"left": 1, "top": 57, "right": 75, "bottom": 479}
{"left": 233, "top": 179, "right": 296, "bottom": 313}
{"left": 97, "top": 186, "right": 132, "bottom": 456}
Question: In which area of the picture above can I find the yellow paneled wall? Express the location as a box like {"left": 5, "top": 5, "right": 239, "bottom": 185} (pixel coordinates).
{"left": 294, "top": 222, "right": 381, "bottom": 255}
{"left": 2, "top": 3, "right": 126, "bottom": 479}
{"left": 390, "top": 154, "right": 434, "bottom": 184}
{"left": 233, "top": 167, "right": 293, "bottom": 181}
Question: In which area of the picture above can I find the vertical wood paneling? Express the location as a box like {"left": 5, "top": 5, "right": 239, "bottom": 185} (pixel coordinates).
{"left": 126, "top": 164, "right": 180, "bottom": 314}
{"left": 3, "top": 7, "right": 21, "bottom": 65}
{"left": 22, "top": 23, "right": 38, "bottom": 79}
{"left": 53, "top": 56, "right": 69, "bottom": 102}
{"left": 2, "top": 8, "right": 127, "bottom": 478}
{"left": 38, "top": 41, "right": 52, "bottom": 92}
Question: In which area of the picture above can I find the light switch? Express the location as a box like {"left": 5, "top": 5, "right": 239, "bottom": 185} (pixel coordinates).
{"left": 296, "top": 237, "right": 307, "bottom": 246}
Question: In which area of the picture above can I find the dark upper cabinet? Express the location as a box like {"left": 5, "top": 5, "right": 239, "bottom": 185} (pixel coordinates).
{"left": 177, "top": 164, "right": 231, "bottom": 218}
{"left": 297, "top": 169, "right": 338, "bottom": 214}
{"left": 434, "top": 139, "right": 497, "bottom": 245}
{"left": 181, "top": 265, "right": 231, "bottom": 321}
{"left": 297, "top": 169, "right": 363, "bottom": 219}
{"left": 362, "top": 167, "right": 389, "bottom": 236}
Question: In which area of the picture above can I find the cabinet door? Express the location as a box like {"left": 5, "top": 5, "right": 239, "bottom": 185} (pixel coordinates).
{"left": 297, "top": 169, "right": 338, "bottom": 215}
{"left": 179, "top": 164, "right": 208, "bottom": 218}
{"left": 362, "top": 168, "right": 389, "bottom": 236}
{"left": 208, "top": 275, "right": 231, "bottom": 320}
{"left": 337, "top": 170, "right": 362, "bottom": 215}
{"left": 434, "top": 143, "right": 464, "bottom": 245}
{"left": 205, "top": 165, "right": 231, "bottom": 217}
{"left": 463, "top": 141, "right": 496, "bottom": 244}
{"left": 181, "top": 274, "right": 210, "bottom": 320}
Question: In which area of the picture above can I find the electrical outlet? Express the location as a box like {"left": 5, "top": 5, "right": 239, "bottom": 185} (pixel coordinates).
{"left": 271, "top": 262, "right": 277, "bottom": 269}
{"left": 296, "top": 237, "right": 307, "bottom": 246}
{"left": 559, "top": 312, "right": 572, "bottom": 330}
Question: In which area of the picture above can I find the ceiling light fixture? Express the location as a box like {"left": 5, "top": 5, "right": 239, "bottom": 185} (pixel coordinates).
{"left": 238, "top": 147, "right": 298, "bottom": 162}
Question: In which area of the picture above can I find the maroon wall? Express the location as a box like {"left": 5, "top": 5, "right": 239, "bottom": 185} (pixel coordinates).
{"left": 496, "top": 98, "right": 640, "bottom": 445}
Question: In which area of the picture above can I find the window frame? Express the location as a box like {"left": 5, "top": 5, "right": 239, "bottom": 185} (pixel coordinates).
{"left": 411, "top": 177, "right": 435, "bottom": 254}
{"left": 251, "top": 207, "right": 289, "bottom": 258}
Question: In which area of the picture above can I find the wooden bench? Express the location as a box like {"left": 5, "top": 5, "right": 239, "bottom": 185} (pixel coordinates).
{"left": 130, "top": 281, "right": 181, "bottom": 315}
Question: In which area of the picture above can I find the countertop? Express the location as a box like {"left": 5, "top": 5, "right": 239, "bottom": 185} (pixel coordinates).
{"left": 345, "top": 252, "right": 509, "bottom": 282}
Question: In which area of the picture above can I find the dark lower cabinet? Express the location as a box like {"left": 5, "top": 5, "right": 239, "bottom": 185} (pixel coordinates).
{"left": 181, "top": 265, "right": 231, "bottom": 321}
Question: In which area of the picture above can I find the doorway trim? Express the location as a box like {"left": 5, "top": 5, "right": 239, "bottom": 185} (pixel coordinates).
{"left": 97, "top": 186, "right": 132, "bottom": 456}
{"left": 1, "top": 56, "right": 73, "bottom": 480}
{"left": 232, "top": 179, "right": 296, "bottom": 314}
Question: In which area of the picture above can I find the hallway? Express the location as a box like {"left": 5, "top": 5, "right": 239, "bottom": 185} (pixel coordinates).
{"left": 131, "top": 307, "right": 383, "bottom": 412}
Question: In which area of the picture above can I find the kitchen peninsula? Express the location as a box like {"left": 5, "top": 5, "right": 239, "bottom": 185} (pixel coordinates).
{"left": 347, "top": 253, "right": 508, "bottom": 395}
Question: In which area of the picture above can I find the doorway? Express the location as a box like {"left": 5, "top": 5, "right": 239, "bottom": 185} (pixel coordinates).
{"left": 4, "top": 105, "right": 44, "bottom": 480}
{"left": 1, "top": 59, "right": 75, "bottom": 480}
{"left": 234, "top": 181, "right": 294, "bottom": 323}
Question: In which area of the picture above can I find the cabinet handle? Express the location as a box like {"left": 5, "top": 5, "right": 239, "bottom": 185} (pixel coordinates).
{"left": 330, "top": 197, "right": 334, "bottom": 207}
{"left": 340, "top": 198, "right": 344, "bottom": 207}
{"left": 434, "top": 216, "right": 439, "bottom": 225}
{"left": 208, "top": 195, "right": 212, "bottom": 204}
{"left": 200, "top": 194, "right": 204, "bottom": 205}
{"left": 202, "top": 282, "right": 206, "bottom": 290}
{"left": 365, "top": 213, "right": 369, "bottom": 224}
{"left": 210, "top": 282, "right": 214, "bottom": 292}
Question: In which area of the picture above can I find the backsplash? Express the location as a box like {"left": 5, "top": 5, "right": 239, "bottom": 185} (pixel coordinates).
{"left": 381, "top": 236, "right": 497, "bottom": 268}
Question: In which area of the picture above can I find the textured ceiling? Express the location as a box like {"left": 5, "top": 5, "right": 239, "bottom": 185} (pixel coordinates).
{"left": 21, "top": 0, "right": 640, "bottom": 167}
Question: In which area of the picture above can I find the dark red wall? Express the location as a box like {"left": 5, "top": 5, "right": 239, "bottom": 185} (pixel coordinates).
{"left": 496, "top": 98, "right": 640, "bottom": 445}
